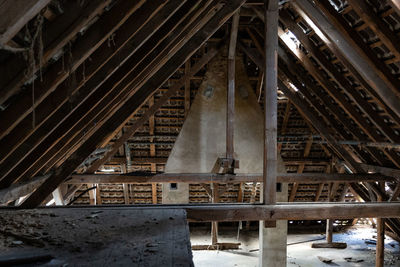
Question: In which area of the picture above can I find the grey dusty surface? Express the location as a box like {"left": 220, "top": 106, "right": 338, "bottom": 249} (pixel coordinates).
{"left": 0, "top": 208, "right": 193, "bottom": 266}
{"left": 191, "top": 225, "right": 400, "bottom": 267}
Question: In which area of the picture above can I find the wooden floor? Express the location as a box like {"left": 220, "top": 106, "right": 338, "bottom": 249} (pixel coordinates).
{"left": 0, "top": 208, "right": 193, "bottom": 266}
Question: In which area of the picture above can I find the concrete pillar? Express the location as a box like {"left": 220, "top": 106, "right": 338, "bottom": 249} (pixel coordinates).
{"left": 259, "top": 157, "right": 288, "bottom": 267}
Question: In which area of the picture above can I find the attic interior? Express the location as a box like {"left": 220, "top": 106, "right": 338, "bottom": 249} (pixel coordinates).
{"left": 0, "top": 0, "right": 400, "bottom": 266}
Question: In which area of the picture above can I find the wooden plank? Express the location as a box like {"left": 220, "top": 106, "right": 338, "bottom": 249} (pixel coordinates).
{"left": 20, "top": 0, "right": 247, "bottom": 208}
{"left": 0, "top": 0, "right": 51, "bottom": 45}
{"left": 263, "top": 0, "right": 278, "bottom": 208}
{"left": 376, "top": 217, "right": 385, "bottom": 267}
{"left": 66, "top": 172, "right": 393, "bottom": 184}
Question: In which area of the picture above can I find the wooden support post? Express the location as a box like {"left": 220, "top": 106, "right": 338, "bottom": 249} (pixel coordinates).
{"left": 149, "top": 95, "right": 158, "bottom": 204}
{"left": 184, "top": 60, "right": 191, "bottom": 118}
{"left": 88, "top": 184, "right": 96, "bottom": 205}
{"left": 121, "top": 164, "right": 130, "bottom": 204}
{"left": 211, "top": 183, "right": 219, "bottom": 245}
{"left": 226, "top": 11, "right": 239, "bottom": 165}
{"left": 326, "top": 219, "right": 333, "bottom": 243}
{"left": 263, "top": 0, "right": 278, "bottom": 220}
{"left": 262, "top": 0, "right": 279, "bottom": 229}
{"left": 95, "top": 184, "right": 102, "bottom": 205}
{"left": 376, "top": 182, "right": 385, "bottom": 267}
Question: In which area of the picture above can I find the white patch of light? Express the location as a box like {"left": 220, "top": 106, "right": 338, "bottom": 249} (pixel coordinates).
{"left": 343, "top": 163, "right": 353, "bottom": 174}
{"left": 279, "top": 30, "right": 301, "bottom": 57}
{"left": 99, "top": 168, "right": 115, "bottom": 172}
{"left": 46, "top": 198, "right": 55, "bottom": 206}
{"left": 300, "top": 10, "right": 331, "bottom": 46}
{"left": 288, "top": 82, "right": 299, "bottom": 92}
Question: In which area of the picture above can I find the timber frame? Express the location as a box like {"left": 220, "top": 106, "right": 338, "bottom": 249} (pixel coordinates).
{"left": 0, "top": 1, "right": 400, "bottom": 257}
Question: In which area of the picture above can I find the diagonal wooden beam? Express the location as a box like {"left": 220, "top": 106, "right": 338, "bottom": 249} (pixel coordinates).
{"left": 0, "top": 0, "right": 147, "bottom": 140}
{"left": 0, "top": 0, "right": 112, "bottom": 105}
{"left": 292, "top": 0, "right": 400, "bottom": 119}
{"left": 0, "top": 0, "right": 51, "bottom": 46}
{"left": 20, "top": 0, "right": 247, "bottom": 208}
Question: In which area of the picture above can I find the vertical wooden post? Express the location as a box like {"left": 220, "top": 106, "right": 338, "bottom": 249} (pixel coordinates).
{"left": 184, "top": 60, "right": 191, "bottom": 118}
{"left": 263, "top": 0, "right": 278, "bottom": 227}
{"left": 226, "top": 11, "right": 240, "bottom": 162}
{"left": 376, "top": 181, "right": 385, "bottom": 267}
{"left": 326, "top": 219, "right": 333, "bottom": 243}
{"left": 149, "top": 95, "right": 158, "bottom": 204}
{"left": 211, "top": 183, "right": 219, "bottom": 245}
{"left": 121, "top": 164, "right": 130, "bottom": 204}
{"left": 376, "top": 217, "right": 385, "bottom": 267}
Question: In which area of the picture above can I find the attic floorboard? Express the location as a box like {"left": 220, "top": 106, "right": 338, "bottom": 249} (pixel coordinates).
{"left": 0, "top": 208, "right": 193, "bottom": 266}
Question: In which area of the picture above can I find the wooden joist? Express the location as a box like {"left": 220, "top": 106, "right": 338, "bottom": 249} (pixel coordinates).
{"left": 65, "top": 172, "right": 394, "bottom": 184}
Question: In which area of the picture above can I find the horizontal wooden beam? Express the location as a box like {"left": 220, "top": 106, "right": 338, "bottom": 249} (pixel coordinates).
{"left": 186, "top": 202, "right": 400, "bottom": 221}
{"left": 108, "top": 156, "right": 331, "bottom": 165}
{"left": 5, "top": 202, "right": 400, "bottom": 221}
{"left": 66, "top": 172, "right": 393, "bottom": 184}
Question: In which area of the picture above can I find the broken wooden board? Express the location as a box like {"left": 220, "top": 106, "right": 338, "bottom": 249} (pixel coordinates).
{"left": 0, "top": 208, "right": 193, "bottom": 266}
{"left": 312, "top": 242, "right": 347, "bottom": 249}
{"left": 191, "top": 242, "right": 241, "bottom": 250}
